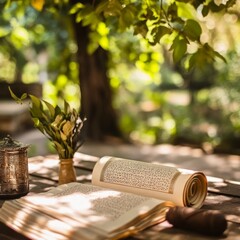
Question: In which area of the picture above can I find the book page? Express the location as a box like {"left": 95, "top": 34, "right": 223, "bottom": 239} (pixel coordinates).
{"left": 0, "top": 182, "right": 174, "bottom": 240}
{"left": 92, "top": 156, "right": 207, "bottom": 208}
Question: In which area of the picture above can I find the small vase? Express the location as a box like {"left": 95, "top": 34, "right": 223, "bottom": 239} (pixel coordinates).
{"left": 58, "top": 158, "right": 77, "bottom": 185}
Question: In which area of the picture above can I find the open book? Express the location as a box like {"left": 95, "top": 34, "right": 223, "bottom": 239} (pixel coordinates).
{"left": 0, "top": 156, "right": 208, "bottom": 240}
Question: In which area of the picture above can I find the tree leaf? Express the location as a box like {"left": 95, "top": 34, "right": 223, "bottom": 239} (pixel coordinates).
{"left": 69, "top": 3, "right": 85, "bottom": 15}
{"left": 75, "top": 6, "right": 94, "bottom": 23}
{"left": 133, "top": 21, "right": 148, "bottom": 37}
{"left": 202, "top": 6, "right": 209, "bottom": 17}
{"left": 213, "top": 50, "right": 226, "bottom": 63}
{"left": 183, "top": 19, "right": 202, "bottom": 42}
{"left": 151, "top": 25, "right": 172, "bottom": 45}
{"left": 171, "top": 37, "right": 187, "bottom": 63}
{"left": 31, "top": 0, "right": 45, "bottom": 11}
{"left": 103, "top": 0, "right": 123, "bottom": 17}
{"left": 188, "top": 52, "right": 198, "bottom": 70}
{"left": 119, "top": 3, "right": 137, "bottom": 30}
{"left": 95, "top": 0, "right": 109, "bottom": 15}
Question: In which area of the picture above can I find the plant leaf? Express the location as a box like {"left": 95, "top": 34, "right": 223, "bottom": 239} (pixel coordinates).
{"left": 43, "top": 100, "right": 55, "bottom": 119}
{"left": 170, "top": 37, "right": 187, "bottom": 63}
{"left": 62, "top": 121, "right": 74, "bottom": 136}
{"left": 8, "top": 87, "right": 27, "bottom": 103}
{"left": 183, "top": 19, "right": 202, "bottom": 42}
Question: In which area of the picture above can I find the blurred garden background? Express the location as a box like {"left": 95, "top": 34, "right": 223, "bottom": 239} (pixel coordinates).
{"left": 1, "top": 0, "right": 240, "bottom": 155}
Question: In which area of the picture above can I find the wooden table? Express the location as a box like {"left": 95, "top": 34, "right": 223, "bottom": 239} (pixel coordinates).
{"left": 0, "top": 144, "right": 240, "bottom": 240}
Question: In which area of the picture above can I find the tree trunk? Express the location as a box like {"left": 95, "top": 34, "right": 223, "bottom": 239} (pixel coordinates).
{"left": 72, "top": 20, "right": 122, "bottom": 141}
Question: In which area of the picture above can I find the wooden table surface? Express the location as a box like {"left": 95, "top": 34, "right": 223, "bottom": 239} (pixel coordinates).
{"left": 0, "top": 143, "right": 240, "bottom": 240}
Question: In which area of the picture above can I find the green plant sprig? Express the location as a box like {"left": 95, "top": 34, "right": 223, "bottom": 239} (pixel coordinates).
{"left": 9, "top": 87, "right": 86, "bottom": 159}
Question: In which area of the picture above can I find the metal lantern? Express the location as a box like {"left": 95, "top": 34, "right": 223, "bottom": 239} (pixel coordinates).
{"left": 0, "top": 135, "right": 29, "bottom": 199}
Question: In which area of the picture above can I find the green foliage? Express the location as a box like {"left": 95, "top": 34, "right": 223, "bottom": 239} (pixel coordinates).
{"left": 2, "top": 0, "right": 235, "bottom": 83}
{"left": 170, "top": 36, "right": 188, "bottom": 63}
{"left": 67, "top": 0, "right": 235, "bottom": 68}
{"left": 3, "top": 0, "right": 240, "bottom": 154}
{"left": 183, "top": 19, "right": 202, "bottom": 42}
{"left": 9, "top": 87, "right": 86, "bottom": 159}
{"left": 0, "top": 0, "right": 77, "bottom": 89}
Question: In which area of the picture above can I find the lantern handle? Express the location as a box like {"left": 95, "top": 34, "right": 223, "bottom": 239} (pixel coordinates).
{"left": 3, "top": 135, "right": 14, "bottom": 146}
